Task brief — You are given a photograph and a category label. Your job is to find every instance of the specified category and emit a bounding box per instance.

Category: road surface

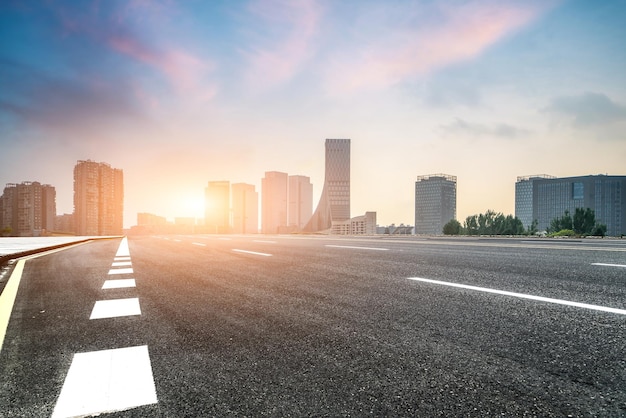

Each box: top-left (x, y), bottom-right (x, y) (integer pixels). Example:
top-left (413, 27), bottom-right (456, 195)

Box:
top-left (1, 235), bottom-right (625, 416)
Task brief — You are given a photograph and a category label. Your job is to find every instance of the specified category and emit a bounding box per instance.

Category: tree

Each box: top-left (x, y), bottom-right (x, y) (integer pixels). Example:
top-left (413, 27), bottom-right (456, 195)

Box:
top-left (549, 208), bottom-right (607, 236)
top-left (443, 219), bottom-right (462, 235)
top-left (464, 215), bottom-right (478, 235)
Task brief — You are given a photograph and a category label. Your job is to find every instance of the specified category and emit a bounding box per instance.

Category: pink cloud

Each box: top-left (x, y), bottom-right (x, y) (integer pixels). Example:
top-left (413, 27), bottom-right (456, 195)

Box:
top-left (243, 0), bottom-right (323, 90)
top-left (325, 1), bottom-right (556, 94)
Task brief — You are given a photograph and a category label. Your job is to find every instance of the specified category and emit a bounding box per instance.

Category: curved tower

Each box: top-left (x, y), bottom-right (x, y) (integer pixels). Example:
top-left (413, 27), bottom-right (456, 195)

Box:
top-left (304, 139), bottom-right (350, 232)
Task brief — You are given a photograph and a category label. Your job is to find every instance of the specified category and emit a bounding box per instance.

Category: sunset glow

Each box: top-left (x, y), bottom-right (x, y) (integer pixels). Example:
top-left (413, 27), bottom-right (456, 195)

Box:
top-left (1, 0), bottom-right (625, 228)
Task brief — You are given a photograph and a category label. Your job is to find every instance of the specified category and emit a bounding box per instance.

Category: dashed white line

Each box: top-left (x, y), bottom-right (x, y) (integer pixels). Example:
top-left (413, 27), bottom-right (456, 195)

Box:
top-left (253, 240), bottom-right (276, 244)
top-left (112, 261), bottom-right (132, 267)
top-left (592, 263), bottom-right (626, 268)
top-left (232, 249), bottom-right (272, 257)
top-left (102, 279), bottom-right (136, 289)
top-left (114, 256), bottom-right (131, 262)
top-left (325, 245), bottom-right (389, 251)
top-left (407, 277), bottom-right (626, 315)
top-left (192, 242), bottom-right (206, 247)
top-left (108, 268), bottom-right (134, 275)
top-left (52, 345), bottom-right (157, 418)
top-left (90, 298), bottom-right (141, 319)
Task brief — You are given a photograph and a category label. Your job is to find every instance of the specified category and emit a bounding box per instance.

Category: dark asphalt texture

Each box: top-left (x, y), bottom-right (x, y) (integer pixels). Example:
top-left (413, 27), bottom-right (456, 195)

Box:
top-left (1, 235), bottom-right (625, 417)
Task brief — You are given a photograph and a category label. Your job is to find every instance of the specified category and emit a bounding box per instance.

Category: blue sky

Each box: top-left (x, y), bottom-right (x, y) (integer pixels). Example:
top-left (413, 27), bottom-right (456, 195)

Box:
top-left (1, 0), bottom-right (625, 228)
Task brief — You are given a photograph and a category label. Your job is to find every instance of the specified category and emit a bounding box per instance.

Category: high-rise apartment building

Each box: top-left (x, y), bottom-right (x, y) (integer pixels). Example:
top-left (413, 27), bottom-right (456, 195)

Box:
top-left (262, 171), bottom-right (288, 234)
top-left (0, 181), bottom-right (56, 236)
top-left (73, 160), bottom-right (124, 236)
top-left (515, 174), bottom-right (626, 236)
top-left (304, 139), bottom-right (351, 232)
top-left (205, 181), bottom-right (231, 233)
top-left (288, 175), bottom-right (313, 230)
top-left (414, 174), bottom-right (457, 235)
top-left (232, 183), bottom-right (259, 234)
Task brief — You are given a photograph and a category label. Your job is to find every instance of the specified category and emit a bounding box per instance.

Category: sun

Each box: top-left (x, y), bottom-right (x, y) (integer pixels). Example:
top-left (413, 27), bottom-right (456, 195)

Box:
top-left (180, 195), bottom-right (205, 219)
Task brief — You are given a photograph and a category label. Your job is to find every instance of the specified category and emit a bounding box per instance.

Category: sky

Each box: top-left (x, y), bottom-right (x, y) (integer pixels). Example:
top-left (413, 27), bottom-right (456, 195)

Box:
top-left (1, 0), bottom-right (625, 229)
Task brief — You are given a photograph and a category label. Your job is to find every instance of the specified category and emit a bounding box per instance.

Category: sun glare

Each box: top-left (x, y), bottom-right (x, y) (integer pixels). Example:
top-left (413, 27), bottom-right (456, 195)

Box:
top-left (181, 195), bottom-right (205, 219)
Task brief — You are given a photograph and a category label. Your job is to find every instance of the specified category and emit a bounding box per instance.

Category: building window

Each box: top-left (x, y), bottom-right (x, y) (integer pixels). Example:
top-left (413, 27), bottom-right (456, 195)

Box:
top-left (572, 182), bottom-right (584, 200)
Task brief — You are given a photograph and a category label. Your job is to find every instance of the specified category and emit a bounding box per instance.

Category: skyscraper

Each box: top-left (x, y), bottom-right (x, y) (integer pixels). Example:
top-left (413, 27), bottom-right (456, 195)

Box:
top-left (304, 139), bottom-right (351, 232)
top-left (205, 181), bottom-right (230, 233)
top-left (515, 174), bottom-right (626, 236)
top-left (262, 171), bottom-right (288, 234)
top-left (73, 160), bottom-right (123, 236)
top-left (0, 181), bottom-right (56, 236)
top-left (232, 183), bottom-right (258, 234)
top-left (414, 174), bottom-right (457, 235)
top-left (288, 175), bottom-right (313, 230)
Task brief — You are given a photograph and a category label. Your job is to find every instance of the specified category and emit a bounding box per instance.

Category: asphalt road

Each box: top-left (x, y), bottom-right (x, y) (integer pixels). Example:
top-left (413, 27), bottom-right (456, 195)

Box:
top-left (1, 235), bottom-right (625, 417)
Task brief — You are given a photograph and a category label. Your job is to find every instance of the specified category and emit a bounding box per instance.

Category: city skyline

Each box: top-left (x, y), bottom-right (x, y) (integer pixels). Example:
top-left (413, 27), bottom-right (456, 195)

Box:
top-left (1, 1), bottom-right (625, 228)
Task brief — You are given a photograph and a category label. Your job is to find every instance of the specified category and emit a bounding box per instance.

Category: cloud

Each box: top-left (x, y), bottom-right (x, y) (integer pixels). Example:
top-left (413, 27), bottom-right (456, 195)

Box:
top-left (324, 0), bottom-right (554, 94)
top-left (0, 59), bottom-right (143, 134)
top-left (241, 0), bottom-right (323, 90)
top-left (440, 118), bottom-right (530, 139)
top-left (543, 92), bottom-right (626, 127)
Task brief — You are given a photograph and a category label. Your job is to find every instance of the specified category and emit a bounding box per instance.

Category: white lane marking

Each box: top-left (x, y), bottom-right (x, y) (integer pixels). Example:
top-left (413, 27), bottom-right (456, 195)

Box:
top-left (52, 345), bottom-right (157, 418)
top-left (253, 240), bottom-right (276, 244)
top-left (173, 239), bottom-right (181, 242)
top-left (90, 298), bottom-right (141, 319)
top-left (325, 245), bottom-right (389, 251)
top-left (407, 277), bottom-right (626, 315)
top-left (114, 256), bottom-right (131, 261)
top-left (102, 279), bottom-right (136, 289)
top-left (232, 249), bottom-right (272, 257)
top-left (112, 261), bottom-right (132, 267)
top-left (219, 238), bottom-right (232, 241)
top-left (192, 242), bottom-right (206, 247)
top-left (108, 268), bottom-right (134, 275)
top-left (115, 237), bottom-right (130, 257)
top-left (592, 263), bottom-right (626, 268)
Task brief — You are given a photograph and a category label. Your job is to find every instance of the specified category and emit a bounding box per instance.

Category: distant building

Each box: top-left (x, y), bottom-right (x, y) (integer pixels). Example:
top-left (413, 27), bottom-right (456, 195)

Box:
top-left (0, 181), bottom-right (56, 236)
top-left (377, 224), bottom-right (414, 235)
top-left (515, 174), bottom-right (626, 236)
top-left (74, 160), bottom-right (123, 236)
top-left (205, 181), bottom-right (230, 233)
top-left (288, 175), bottom-right (313, 230)
top-left (331, 212), bottom-right (377, 235)
top-left (55, 213), bottom-right (74, 234)
top-left (414, 174), bottom-right (457, 235)
top-left (304, 139), bottom-right (351, 232)
top-left (262, 171), bottom-right (288, 234)
top-left (137, 212), bottom-right (167, 227)
top-left (232, 183), bottom-right (258, 234)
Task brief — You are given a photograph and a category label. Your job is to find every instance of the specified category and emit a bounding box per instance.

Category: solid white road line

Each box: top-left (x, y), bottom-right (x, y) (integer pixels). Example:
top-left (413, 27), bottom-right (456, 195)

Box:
top-left (592, 263), bottom-right (626, 268)
top-left (108, 268), bottom-right (134, 275)
top-left (52, 345), bottom-right (157, 418)
top-left (112, 261), bottom-right (132, 267)
top-left (232, 249), bottom-right (272, 257)
top-left (102, 279), bottom-right (136, 289)
top-left (115, 237), bottom-right (130, 257)
top-left (407, 277), bottom-right (626, 315)
top-left (90, 298), bottom-right (141, 319)
top-left (192, 242), bottom-right (206, 247)
top-left (253, 240), bottom-right (276, 244)
top-left (325, 245), bottom-right (389, 251)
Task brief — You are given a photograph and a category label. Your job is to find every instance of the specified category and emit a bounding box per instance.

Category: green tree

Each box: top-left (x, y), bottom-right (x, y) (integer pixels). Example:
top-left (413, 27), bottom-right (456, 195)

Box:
top-left (443, 219), bottom-right (462, 235)
top-left (464, 215), bottom-right (478, 235)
